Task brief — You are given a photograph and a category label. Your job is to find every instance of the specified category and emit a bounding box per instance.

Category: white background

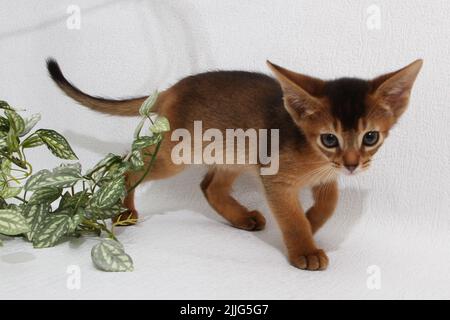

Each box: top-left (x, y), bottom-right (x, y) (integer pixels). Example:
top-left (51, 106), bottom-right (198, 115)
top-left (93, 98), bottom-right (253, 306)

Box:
top-left (0, 0), bottom-right (449, 299)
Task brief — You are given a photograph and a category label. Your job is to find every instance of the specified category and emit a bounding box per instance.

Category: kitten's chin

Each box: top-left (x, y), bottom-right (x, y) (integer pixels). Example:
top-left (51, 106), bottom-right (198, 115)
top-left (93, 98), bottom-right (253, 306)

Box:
top-left (342, 168), bottom-right (361, 176)
top-left (341, 166), bottom-right (369, 176)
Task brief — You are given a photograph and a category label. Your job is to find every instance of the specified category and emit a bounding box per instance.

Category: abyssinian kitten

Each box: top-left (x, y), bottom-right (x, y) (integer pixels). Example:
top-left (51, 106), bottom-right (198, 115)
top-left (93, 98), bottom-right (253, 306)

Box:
top-left (47, 58), bottom-right (422, 270)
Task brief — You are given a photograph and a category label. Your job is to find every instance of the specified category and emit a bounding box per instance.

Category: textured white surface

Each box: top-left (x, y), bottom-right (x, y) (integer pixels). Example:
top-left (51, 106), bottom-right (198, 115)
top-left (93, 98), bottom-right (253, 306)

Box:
top-left (0, 0), bottom-right (449, 299)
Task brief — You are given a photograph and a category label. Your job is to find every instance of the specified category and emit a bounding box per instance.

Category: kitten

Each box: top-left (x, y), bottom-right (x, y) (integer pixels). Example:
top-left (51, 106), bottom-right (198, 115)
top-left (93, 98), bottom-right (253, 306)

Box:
top-left (47, 59), bottom-right (422, 270)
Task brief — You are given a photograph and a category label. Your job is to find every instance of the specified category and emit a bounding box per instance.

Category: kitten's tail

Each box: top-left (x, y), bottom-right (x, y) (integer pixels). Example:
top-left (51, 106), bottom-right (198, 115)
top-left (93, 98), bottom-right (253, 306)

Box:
top-left (46, 58), bottom-right (144, 116)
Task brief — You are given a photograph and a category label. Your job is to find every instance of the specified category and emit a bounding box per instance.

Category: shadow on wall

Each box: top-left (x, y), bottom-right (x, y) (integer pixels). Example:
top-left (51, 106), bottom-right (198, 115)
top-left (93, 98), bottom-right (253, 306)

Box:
top-left (2, 0), bottom-right (213, 91)
top-left (133, 0), bottom-right (215, 90)
top-left (0, 0), bottom-right (125, 41)
top-left (64, 130), bottom-right (130, 156)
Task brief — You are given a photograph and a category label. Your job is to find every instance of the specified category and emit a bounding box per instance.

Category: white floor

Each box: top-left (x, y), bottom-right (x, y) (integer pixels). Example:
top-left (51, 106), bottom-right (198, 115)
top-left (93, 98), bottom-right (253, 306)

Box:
top-left (1, 172), bottom-right (449, 300)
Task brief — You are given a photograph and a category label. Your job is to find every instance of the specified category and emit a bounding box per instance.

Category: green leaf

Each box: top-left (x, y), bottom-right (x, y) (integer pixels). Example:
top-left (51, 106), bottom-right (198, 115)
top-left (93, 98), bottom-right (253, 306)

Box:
top-left (53, 162), bottom-right (82, 176)
top-left (6, 126), bottom-right (19, 152)
top-left (20, 113), bottom-right (41, 137)
top-left (5, 110), bottom-right (25, 135)
top-left (0, 137), bottom-right (7, 150)
top-left (58, 191), bottom-right (90, 212)
top-left (139, 91), bottom-right (158, 117)
top-left (132, 135), bottom-right (162, 150)
top-left (150, 116), bottom-right (170, 134)
top-left (28, 187), bottom-right (61, 205)
top-left (68, 208), bottom-right (84, 234)
top-left (24, 169), bottom-right (51, 191)
top-left (0, 186), bottom-right (22, 199)
top-left (85, 203), bottom-right (125, 219)
top-left (32, 214), bottom-right (70, 248)
top-left (91, 176), bottom-right (125, 209)
top-left (94, 162), bottom-right (129, 187)
top-left (0, 117), bottom-right (9, 132)
top-left (0, 209), bottom-right (30, 235)
top-left (107, 161), bottom-right (130, 177)
top-left (22, 134), bottom-right (44, 148)
top-left (22, 204), bottom-right (49, 241)
top-left (0, 100), bottom-right (14, 110)
top-left (91, 239), bottom-right (134, 272)
top-left (85, 153), bottom-right (121, 177)
top-left (129, 150), bottom-right (144, 170)
top-left (1, 159), bottom-right (11, 176)
top-left (36, 129), bottom-right (78, 160)
top-left (133, 117), bottom-right (146, 139)
top-left (0, 197), bottom-right (7, 209)
top-left (27, 169), bottom-right (82, 191)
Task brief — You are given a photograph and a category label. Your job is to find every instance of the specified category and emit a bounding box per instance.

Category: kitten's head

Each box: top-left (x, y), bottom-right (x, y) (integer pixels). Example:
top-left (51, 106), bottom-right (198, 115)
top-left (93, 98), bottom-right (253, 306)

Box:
top-left (268, 60), bottom-right (423, 175)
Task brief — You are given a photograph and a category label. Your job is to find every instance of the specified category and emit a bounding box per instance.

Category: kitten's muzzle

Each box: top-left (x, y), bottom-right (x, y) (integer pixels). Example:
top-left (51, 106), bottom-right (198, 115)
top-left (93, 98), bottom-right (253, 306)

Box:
top-left (344, 164), bottom-right (358, 173)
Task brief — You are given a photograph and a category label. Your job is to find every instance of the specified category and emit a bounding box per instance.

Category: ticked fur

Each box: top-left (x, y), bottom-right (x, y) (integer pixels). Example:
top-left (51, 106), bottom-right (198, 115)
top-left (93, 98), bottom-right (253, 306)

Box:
top-left (47, 58), bottom-right (422, 270)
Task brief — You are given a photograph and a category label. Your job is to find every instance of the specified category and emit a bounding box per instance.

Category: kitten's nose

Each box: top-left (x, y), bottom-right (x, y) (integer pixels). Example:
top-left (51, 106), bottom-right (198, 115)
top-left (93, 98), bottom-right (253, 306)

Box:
top-left (344, 164), bottom-right (357, 173)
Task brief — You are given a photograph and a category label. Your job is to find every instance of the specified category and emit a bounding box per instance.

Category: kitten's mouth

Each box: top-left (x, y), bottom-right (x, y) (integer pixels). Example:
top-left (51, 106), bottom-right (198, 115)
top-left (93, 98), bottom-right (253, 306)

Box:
top-left (342, 168), bottom-right (359, 176)
top-left (331, 162), bottom-right (367, 175)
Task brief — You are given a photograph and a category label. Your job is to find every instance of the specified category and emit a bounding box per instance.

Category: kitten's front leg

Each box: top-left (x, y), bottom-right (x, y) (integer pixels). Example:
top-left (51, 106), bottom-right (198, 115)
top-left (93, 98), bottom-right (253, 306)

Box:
top-left (306, 180), bottom-right (339, 234)
top-left (263, 179), bottom-right (329, 270)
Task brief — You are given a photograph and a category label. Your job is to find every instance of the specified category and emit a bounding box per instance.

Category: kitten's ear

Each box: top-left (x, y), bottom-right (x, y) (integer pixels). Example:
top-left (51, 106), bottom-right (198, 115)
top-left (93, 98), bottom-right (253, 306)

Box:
top-left (266, 60), bottom-right (325, 122)
top-left (372, 59), bottom-right (423, 118)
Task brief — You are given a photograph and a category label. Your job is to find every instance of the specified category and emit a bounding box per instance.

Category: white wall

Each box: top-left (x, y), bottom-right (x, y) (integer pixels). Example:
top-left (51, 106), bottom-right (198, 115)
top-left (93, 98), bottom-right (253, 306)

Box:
top-left (1, 0), bottom-right (449, 298)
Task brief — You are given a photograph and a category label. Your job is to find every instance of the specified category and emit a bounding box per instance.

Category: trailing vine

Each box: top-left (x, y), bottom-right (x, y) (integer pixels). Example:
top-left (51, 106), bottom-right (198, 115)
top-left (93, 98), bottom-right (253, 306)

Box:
top-left (0, 92), bottom-right (168, 271)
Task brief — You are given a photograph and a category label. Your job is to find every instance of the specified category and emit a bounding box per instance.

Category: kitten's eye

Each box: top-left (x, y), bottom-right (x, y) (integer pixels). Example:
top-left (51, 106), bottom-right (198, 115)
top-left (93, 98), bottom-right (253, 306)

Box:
top-left (320, 134), bottom-right (339, 148)
top-left (363, 131), bottom-right (379, 146)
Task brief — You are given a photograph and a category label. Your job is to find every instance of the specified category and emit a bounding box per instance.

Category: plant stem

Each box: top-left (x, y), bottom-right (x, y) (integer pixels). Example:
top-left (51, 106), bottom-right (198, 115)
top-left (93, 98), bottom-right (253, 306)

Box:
top-left (73, 188), bottom-right (87, 214)
top-left (127, 138), bottom-right (162, 193)
top-left (14, 196), bottom-right (28, 203)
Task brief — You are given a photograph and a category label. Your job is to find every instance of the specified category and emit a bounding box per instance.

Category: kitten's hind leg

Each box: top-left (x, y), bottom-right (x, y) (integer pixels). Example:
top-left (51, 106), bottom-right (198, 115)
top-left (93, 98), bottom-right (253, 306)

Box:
top-left (200, 167), bottom-right (266, 231)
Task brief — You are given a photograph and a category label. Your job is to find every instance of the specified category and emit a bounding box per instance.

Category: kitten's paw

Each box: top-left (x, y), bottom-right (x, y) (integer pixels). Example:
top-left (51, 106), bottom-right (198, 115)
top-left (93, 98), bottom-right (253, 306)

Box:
top-left (112, 209), bottom-right (138, 226)
top-left (233, 210), bottom-right (266, 231)
top-left (289, 249), bottom-right (329, 271)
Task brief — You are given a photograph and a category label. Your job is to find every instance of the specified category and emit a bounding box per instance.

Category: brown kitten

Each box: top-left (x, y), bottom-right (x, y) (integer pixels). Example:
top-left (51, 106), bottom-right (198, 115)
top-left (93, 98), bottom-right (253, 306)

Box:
top-left (47, 58), bottom-right (422, 270)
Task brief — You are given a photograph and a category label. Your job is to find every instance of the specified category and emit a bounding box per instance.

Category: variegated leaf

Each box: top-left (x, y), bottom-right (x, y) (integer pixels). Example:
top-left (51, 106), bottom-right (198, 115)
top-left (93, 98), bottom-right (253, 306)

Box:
top-left (27, 170), bottom-right (82, 191)
top-left (85, 153), bottom-right (122, 177)
top-left (133, 117), bottom-right (146, 139)
top-left (68, 208), bottom-right (85, 234)
top-left (150, 116), bottom-right (170, 134)
top-left (5, 110), bottom-right (25, 135)
top-left (0, 137), bottom-right (7, 150)
top-left (24, 169), bottom-right (51, 191)
top-left (58, 191), bottom-right (90, 211)
top-left (6, 126), bottom-right (19, 152)
top-left (36, 129), bottom-right (78, 160)
top-left (22, 204), bottom-right (49, 241)
top-left (91, 239), bottom-right (133, 272)
top-left (22, 134), bottom-right (44, 148)
top-left (0, 208), bottom-right (30, 235)
top-left (53, 163), bottom-right (82, 176)
top-left (32, 214), bottom-right (70, 248)
top-left (0, 197), bottom-right (7, 209)
top-left (1, 159), bottom-right (11, 176)
top-left (129, 150), bottom-right (144, 170)
top-left (85, 203), bottom-right (125, 219)
top-left (0, 186), bottom-right (22, 199)
top-left (28, 187), bottom-right (61, 205)
top-left (139, 91), bottom-right (158, 117)
top-left (91, 176), bottom-right (125, 209)
top-left (132, 135), bottom-right (162, 150)
top-left (0, 100), bottom-right (14, 110)
top-left (20, 113), bottom-right (41, 137)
